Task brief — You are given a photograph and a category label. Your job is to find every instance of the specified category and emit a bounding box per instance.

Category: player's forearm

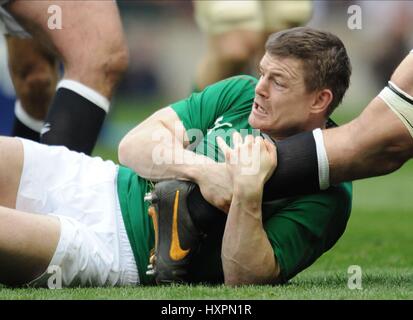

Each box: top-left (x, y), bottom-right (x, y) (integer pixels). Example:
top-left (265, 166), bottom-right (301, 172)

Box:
top-left (222, 184), bottom-right (279, 286)
top-left (118, 122), bottom-right (214, 181)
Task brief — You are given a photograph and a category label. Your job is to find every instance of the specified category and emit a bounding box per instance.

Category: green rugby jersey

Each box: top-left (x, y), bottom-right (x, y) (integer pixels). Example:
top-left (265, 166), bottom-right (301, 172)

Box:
top-left (117, 166), bottom-right (154, 284)
top-left (117, 75), bottom-right (352, 284)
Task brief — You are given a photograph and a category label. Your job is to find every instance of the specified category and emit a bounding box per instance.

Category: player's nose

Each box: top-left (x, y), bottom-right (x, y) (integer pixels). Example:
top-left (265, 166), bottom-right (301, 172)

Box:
top-left (255, 77), bottom-right (269, 99)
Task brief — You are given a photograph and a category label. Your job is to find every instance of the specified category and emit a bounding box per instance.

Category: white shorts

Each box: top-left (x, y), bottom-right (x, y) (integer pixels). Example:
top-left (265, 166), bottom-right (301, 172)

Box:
top-left (194, 0), bottom-right (313, 35)
top-left (0, 1), bottom-right (31, 38)
top-left (16, 139), bottom-right (139, 287)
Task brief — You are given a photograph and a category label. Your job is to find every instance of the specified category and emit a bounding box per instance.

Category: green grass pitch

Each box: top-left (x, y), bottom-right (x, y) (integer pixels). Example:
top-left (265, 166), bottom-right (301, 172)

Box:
top-left (1, 102), bottom-right (413, 300)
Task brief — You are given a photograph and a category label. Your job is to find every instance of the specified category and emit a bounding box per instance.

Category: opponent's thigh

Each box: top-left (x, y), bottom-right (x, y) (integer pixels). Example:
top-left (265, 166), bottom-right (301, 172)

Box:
top-left (5, 0), bottom-right (124, 58)
top-left (261, 0), bottom-right (313, 32)
top-left (193, 0), bottom-right (263, 34)
top-left (0, 205), bottom-right (60, 286)
top-left (325, 98), bottom-right (413, 184)
top-left (0, 137), bottom-right (23, 208)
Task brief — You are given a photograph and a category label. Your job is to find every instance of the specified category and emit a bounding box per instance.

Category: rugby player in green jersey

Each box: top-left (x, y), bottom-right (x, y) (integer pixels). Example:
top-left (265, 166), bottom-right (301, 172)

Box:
top-left (0, 27), bottom-right (353, 287)
top-left (119, 27), bottom-right (353, 285)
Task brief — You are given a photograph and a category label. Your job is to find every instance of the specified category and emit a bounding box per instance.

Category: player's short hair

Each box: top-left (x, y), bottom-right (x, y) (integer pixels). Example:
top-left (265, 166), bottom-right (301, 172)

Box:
top-left (265, 27), bottom-right (352, 115)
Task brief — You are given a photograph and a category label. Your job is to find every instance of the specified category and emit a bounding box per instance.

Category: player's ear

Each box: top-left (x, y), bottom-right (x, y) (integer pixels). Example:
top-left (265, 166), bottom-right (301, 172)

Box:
top-left (310, 89), bottom-right (333, 115)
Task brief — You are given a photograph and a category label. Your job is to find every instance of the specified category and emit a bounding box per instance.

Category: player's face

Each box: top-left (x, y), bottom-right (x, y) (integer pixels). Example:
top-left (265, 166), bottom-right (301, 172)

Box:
top-left (249, 53), bottom-right (318, 139)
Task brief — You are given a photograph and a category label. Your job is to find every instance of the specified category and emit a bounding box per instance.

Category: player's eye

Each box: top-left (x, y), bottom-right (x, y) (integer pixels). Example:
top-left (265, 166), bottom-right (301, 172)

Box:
top-left (273, 78), bottom-right (285, 88)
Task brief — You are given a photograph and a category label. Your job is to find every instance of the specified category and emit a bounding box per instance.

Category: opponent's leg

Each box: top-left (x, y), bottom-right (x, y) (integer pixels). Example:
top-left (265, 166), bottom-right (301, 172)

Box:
top-left (253, 0), bottom-right (313, 71)
top-left (195, 30), bottom-right (262, 91)
top-left (0, 137), bottom-right (24, 208)
top-left (6, 36), bottom-right (59, 141)
top-left (193, 0), bottom-right (263, 90)
top-left (325, 99), bottom-right (413, 185)
top-left (0, 135), bottom-right (133, 287)
top-left (0, 206), bottom-right (60, 286)
top-left (325, 52), bottom-right (413, 184)
top-left (0, 136), bottom-right (60, 286)
top-left (5, 0), bottom-right (129, 154)
top-left (261, 0), bottom-right (313, 33)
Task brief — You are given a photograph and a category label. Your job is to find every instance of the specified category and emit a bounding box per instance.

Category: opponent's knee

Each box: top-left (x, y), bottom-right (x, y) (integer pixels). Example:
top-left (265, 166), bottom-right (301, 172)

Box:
top-left (80, 41), bottom-right (129, 96)
top-left (100, 43), bottom-right (129, 87)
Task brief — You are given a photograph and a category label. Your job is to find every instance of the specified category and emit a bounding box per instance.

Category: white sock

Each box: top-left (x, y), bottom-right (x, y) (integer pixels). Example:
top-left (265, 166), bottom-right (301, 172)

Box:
top-left (57, 79), bottom-right (110, 113)
top-left (312, 128), bottom-right (330, 190)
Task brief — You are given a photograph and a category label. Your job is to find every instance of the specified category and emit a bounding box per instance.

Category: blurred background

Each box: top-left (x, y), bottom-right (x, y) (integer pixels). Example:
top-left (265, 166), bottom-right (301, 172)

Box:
top-left (1, 1), bottom-right (413, 279)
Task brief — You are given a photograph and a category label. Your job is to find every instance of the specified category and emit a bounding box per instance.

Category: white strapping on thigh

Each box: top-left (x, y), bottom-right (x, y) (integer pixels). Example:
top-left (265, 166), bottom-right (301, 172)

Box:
top-left (379, 86), bottom-right (413, 139)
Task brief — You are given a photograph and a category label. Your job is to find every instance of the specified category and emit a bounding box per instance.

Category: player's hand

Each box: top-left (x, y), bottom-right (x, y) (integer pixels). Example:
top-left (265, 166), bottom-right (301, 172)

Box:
top-left (217, 132), bottom-right (277, 195)
top-left (195, 162), bottom-right (233, 213)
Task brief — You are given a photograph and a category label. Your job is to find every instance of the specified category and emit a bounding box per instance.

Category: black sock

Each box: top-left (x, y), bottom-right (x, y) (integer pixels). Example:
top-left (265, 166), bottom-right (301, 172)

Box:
top-left (12, 101), bottom-right (43, 142)
top-left (187, 130), bottom-right (321, 233)
top-left (187, 184), bottom-right (226, 234)
top-left (262, 131), bottom-right (319, 201)
top-left (40, 87), bottom-right (107, 154)
top-left (12, 117), bottom-right (40, 142)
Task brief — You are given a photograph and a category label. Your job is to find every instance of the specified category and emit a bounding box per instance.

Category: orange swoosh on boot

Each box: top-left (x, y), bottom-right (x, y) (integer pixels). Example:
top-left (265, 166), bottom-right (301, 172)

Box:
top-left (169, 190), bottom-right (190, 261)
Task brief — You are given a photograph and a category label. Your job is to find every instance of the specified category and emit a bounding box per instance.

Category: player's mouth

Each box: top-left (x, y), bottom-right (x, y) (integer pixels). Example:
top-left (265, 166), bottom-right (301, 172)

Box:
top-left (253, 101), bottom-right (268, 116)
